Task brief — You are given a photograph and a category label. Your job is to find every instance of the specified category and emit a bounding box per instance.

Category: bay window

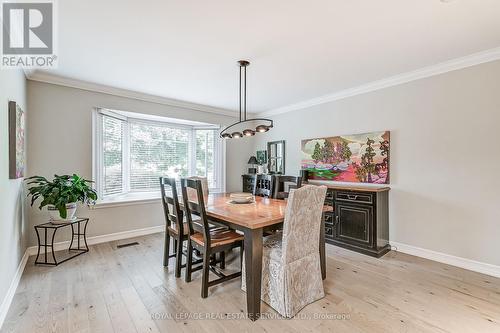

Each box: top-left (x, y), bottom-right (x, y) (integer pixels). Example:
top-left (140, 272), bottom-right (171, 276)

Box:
top-left (93, 108), bottom-right (224, 203)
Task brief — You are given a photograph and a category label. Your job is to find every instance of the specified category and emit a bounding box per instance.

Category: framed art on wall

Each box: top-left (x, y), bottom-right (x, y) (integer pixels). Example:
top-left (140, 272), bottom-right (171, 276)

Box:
top-left (301, 131), bottom-right (390, 184)
top-left (9, 101), bottom-right (25, 179)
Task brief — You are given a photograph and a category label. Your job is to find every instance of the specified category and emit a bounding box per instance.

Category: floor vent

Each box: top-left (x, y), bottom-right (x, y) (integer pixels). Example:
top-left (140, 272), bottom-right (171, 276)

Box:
top-left (116, 242), bottom-right (139, 249)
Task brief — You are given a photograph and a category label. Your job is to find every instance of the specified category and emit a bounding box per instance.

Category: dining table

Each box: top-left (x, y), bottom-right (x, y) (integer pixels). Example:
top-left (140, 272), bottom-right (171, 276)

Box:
top-left (200, 193), bottom-right (332, 321)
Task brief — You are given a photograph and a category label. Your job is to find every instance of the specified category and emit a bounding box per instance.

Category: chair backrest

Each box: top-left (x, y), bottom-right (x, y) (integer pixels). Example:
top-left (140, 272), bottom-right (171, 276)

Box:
top-left (159, 177), bottom-right (184, 234)
top-left (254, 174), bottom-right (274, 197)
top-left (180, 178), bottom-right (211, 246)
top-left (281, 185), bottom-right (327, 264)
top-left (273, 175), bottom-right (303, 199)
top-left (186, 176), bottom-right (209, 205)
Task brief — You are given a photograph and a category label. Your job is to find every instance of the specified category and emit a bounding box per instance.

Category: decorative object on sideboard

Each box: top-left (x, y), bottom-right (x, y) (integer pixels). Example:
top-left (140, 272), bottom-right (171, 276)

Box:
top-left (301, 131), bottom-right (390, 184)
top-left (267, 140), bottom-right (285, 174)
top-left (256, 150), bottom-right (268, 174)
top-left (8, 101), bottom-right (25, 179)
top-left (247, 156), bottom-right (258, 174)
top-left (219, 60), bottom-right (273, 139)
top-left (26, 174), bottom-right (98, 223)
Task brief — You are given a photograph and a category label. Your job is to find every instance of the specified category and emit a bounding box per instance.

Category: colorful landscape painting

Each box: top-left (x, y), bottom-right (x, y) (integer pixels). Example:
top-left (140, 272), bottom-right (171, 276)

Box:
top-left (9, 101), bottom-right (25, 179)
top-left (301, 131), bottom-right (390, 184)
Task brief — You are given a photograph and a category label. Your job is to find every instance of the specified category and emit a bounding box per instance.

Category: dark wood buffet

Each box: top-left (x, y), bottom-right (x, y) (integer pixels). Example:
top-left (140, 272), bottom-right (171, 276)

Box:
top-left (317, 183), bottom-right (390, 258)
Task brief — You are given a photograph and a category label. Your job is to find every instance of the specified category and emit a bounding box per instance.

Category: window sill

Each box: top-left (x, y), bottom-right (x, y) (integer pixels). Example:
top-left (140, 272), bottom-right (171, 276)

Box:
top-left (93, 192), bottom-right (161, 209)
top-left (92, 188), bottom-right (225, 209)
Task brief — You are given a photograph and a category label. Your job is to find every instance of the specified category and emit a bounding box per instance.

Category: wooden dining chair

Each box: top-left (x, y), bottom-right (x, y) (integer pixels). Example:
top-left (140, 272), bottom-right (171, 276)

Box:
top-left (181, 178), bottom-right (244, 298)
top-left (159, 177), bottom-right (188, 278)
top-left (254, 174), bottom-right (274, 197)
top-left (273, 175), bottom-right (303, 199)
top-left (242, 185), bottom-right (327, 318)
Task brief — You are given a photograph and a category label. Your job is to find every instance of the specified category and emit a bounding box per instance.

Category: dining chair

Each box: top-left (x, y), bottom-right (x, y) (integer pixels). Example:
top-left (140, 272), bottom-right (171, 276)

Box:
top-left (242, 184), bottom-right (328, 318)
top-left (254, 174), bottom-right (274, 197)
top-left (181, 178), bottom-right (244, 298)
top-left (273, 175), bottom-right (303, 199)
top-left (159, 177), bottom-right (190, 278)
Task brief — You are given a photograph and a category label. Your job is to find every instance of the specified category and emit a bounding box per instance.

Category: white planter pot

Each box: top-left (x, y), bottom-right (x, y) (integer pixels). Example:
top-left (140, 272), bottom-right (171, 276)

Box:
top-left (48, 203), bottom-right (77, 223)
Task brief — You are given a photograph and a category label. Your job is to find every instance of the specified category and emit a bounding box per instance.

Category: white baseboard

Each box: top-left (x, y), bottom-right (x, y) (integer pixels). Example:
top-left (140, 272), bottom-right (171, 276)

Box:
top-left (390, 241), bottom-right (500, 279)
top-left (0, 250), bottom-right (30, 329)
top-left (0, 225), bottom-right (165, 329)
top-left (26, 224), bottom-right (165, 255)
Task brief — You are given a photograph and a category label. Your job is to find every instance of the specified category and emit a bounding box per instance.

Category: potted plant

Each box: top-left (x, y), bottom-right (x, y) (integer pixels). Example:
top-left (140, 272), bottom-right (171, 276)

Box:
top-left (26, 174), bottom-right (98, 223)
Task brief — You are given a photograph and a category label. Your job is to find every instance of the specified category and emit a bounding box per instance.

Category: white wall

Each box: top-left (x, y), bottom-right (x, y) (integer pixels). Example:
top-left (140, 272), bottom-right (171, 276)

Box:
top-left (0, 69), bottom-right (28, 311)
top-left (251, 60), bottom-right (500, 266)
top-left (26, 80), bottom-right (251, 247)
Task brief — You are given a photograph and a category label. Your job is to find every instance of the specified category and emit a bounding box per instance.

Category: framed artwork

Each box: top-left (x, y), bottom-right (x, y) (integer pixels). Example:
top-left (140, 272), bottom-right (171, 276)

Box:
top-left (256, 150), bottom-right (267, 165)
top-left (9, 101), bottom-right (25, 179)
top-left (301, 131), bottom-right (390, 184)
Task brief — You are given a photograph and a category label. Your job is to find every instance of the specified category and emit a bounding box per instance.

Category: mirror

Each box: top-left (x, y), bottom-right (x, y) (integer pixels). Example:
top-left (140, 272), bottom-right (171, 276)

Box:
top-left (267, 140), bottom-right (285, 174)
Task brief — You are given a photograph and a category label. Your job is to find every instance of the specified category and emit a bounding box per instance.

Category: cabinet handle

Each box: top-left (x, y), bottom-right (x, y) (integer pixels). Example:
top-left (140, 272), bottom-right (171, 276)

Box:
top-left (347, 194), bottom-right (358, 200)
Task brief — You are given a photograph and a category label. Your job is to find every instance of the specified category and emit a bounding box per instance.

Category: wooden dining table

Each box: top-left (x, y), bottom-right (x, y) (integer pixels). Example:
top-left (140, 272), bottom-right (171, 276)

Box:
top-left (201, 193), bottom-right (331, 321)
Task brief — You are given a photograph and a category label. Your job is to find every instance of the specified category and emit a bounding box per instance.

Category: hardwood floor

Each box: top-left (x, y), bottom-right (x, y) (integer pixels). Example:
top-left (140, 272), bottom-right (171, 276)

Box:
top-left (2, 233), bottom-right (500, 332)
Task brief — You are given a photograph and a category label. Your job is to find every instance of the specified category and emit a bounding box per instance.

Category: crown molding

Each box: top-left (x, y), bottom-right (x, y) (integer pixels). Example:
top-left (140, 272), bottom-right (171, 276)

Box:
top-left (25, 71), bottom-right (239, 118)
top-left (258, 47), bottom-right (500, 117)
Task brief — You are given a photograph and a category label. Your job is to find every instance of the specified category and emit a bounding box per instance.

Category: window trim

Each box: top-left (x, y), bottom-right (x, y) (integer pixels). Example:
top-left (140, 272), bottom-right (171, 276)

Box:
top-left (92, 108), bottom-right (225, 207)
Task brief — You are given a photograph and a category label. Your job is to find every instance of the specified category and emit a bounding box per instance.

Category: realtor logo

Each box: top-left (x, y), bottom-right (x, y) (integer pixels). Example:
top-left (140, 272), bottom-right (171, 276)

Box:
top-left (1, 0), bottom-right (57, 68)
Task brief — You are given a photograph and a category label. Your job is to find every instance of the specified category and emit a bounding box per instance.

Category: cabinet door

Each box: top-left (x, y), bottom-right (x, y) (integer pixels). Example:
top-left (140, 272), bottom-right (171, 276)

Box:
top-left (335, 203), bottom-right (373, 247)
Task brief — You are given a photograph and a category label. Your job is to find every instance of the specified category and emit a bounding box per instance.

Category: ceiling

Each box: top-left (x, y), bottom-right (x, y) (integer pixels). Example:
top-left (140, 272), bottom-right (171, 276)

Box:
top-left (32, 0), bottom-right (500, 113)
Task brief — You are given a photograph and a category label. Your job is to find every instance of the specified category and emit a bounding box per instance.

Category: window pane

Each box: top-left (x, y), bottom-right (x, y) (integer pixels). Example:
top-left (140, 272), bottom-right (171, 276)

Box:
top-left (130, 122), bottom-right (190, 191)
top-left (102, 115), bottom-right (123, 196)
top-left (195, 129), bottom-right (216, 188)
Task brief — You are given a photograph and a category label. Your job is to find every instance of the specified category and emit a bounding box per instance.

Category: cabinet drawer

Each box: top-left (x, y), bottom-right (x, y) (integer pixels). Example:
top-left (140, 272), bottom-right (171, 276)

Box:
top-left (325, 224), bottom-right (334, 238)
top-left (323, 212), bottom-right (334, 224)
top-left (335, 191), bottom-right (373, 204)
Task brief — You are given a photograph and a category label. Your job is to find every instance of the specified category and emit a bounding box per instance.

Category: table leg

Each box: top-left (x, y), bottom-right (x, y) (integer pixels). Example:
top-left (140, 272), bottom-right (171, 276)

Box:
top-left (243, 228), bottom-right (263, 321)
top-left (82, 219), bottom-right (89, 251)
top-left (50, 228), bottom-right (58, 265)
top-left (35, 227), bottom-right (42, 264)
top-left (320, 214), bottom-right (326, 280)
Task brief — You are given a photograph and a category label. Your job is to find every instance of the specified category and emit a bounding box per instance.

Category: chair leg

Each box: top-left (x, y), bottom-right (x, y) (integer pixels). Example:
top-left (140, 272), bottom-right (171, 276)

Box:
top-left (185, 239), bottom-right (193, 283)
top-left (239, 245), bottom-right (244, 271)
top-left (201, 249), bottom-right (211, 298)
top-left (219, 251), bottom-right (226, 269)
top-left (163, 228), bottom-right (170, 267)
top-left (175, 236), bottom-right (183, 278)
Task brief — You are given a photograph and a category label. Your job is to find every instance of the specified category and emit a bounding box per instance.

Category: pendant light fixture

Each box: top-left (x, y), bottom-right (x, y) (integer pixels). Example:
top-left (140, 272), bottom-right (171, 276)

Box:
top-left (220, 60), bottom-right (273, 139)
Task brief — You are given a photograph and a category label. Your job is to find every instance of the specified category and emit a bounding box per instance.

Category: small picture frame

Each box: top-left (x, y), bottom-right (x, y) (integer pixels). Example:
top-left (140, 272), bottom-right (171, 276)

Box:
top-left (256, 150), bottom-right (267, 165)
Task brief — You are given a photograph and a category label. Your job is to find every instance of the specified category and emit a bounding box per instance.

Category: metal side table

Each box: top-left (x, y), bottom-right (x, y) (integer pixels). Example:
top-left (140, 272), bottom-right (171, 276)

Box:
top-left (34, 217), bottom-right (90, 266)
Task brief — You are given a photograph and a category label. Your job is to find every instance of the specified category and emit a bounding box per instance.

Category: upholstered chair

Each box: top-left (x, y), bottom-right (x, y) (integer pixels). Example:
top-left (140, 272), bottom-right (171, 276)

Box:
top-left (242, 184), bottom-right (327, 318)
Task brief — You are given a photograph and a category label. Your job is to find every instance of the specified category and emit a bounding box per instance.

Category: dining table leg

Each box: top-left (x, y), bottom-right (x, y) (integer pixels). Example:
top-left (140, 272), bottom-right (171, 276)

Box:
top-left (243, 228), bottom-right (263, 321)
top-left (320, 214), bottom-right (326, 280)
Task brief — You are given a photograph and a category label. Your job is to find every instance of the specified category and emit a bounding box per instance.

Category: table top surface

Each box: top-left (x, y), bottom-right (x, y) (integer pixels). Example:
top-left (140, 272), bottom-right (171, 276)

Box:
top-left (35, 217), bottom-right (89, 228)
top-left (202, 193), bottom-right (332, 230)
top-left (303, 181), bottom-right (390, 192)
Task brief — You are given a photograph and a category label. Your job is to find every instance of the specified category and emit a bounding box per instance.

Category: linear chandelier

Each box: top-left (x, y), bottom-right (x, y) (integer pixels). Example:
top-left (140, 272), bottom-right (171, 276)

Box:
top-left (220, 60), bottom-right (273, 139)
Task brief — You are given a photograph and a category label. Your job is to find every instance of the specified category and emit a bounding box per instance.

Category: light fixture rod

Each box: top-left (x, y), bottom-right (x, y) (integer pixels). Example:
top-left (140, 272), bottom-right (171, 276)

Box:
top-left (239, 65), bottom-right (242, 122)
top-left (244, 64), bottom-right (247, 121)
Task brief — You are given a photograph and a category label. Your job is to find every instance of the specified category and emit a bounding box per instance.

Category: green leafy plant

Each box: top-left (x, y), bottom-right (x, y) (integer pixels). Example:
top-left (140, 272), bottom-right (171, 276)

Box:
top-left (26, 174), bottom-right (98, 218)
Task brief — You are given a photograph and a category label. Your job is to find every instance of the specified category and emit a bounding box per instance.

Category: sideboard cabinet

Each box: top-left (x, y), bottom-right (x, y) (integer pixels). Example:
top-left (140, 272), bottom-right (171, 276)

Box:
top-left (303, 173), bottom-right (390, 257)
